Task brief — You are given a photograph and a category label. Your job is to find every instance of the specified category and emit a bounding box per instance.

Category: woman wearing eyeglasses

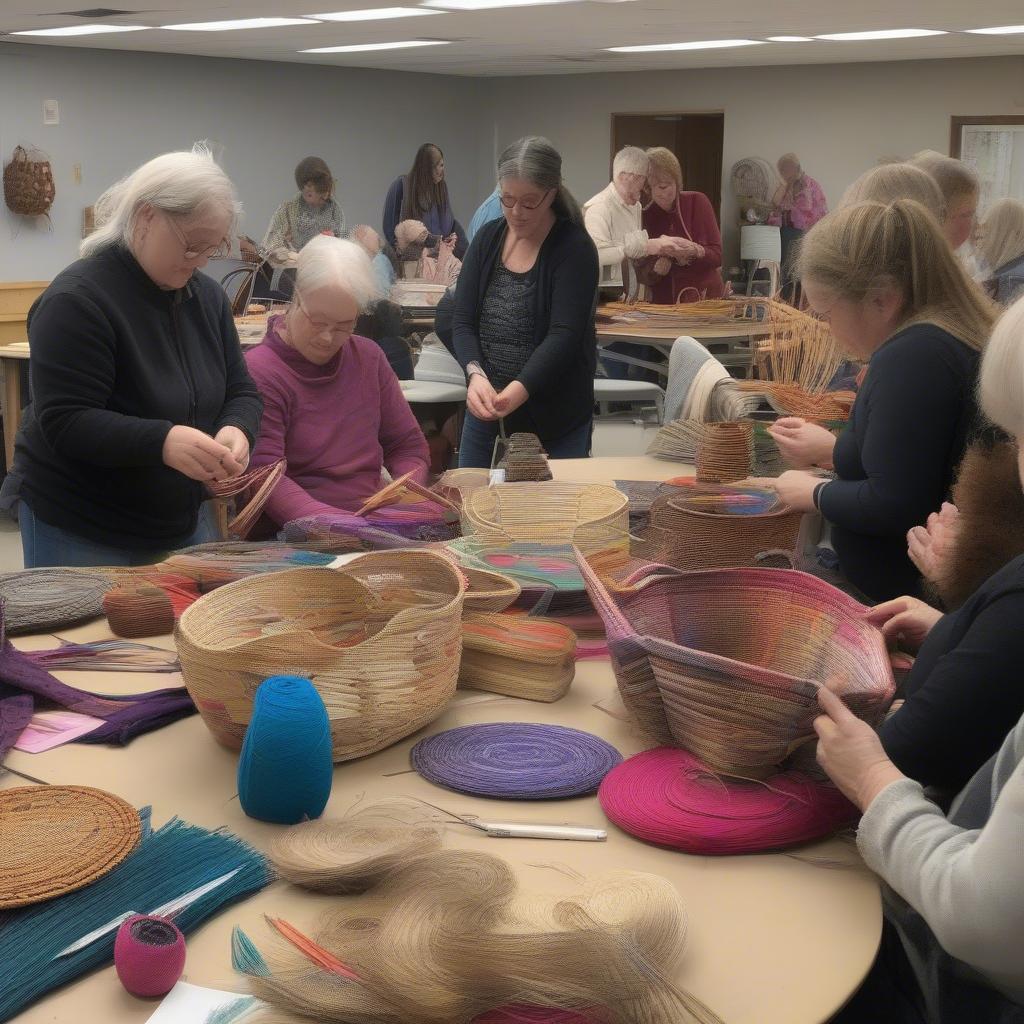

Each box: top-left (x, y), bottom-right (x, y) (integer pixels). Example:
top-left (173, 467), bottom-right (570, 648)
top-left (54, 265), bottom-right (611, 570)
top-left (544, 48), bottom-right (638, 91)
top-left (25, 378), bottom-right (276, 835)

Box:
top-left (452, 136), bottom-right (599, 467)
top-left (11, 147), bottom-right (263, 567)
top-left (244, 236), bottom-right (429, 528)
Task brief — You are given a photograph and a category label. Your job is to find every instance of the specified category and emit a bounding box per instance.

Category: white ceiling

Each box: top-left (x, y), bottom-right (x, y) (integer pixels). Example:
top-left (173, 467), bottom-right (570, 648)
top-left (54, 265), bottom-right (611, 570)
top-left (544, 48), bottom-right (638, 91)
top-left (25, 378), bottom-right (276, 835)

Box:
top-left (2, 0), bottom-right (1024, 77)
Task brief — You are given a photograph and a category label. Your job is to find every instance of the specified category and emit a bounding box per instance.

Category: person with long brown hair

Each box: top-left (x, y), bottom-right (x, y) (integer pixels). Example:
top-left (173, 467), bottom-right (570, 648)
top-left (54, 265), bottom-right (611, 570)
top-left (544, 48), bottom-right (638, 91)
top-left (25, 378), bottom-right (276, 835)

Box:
top-left (767, 198), bottom-right (998, 601)
top-left (382, 143), bottom-right (467, 259)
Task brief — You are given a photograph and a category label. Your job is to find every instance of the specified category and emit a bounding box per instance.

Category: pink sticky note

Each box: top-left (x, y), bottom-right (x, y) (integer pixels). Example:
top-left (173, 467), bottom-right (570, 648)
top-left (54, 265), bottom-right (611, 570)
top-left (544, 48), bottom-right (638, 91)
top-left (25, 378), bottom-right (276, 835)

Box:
top-left (14, 710), bottom-right (105, 753)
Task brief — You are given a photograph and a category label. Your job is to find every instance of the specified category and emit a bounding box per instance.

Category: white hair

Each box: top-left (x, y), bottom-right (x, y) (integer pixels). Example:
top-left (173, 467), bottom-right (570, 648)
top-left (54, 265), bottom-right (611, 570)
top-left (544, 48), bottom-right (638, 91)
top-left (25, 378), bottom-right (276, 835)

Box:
top-left (81, 144), bottom-right (239, 258)
top-left (349, 224), bottom-right (379, 247)
top-left (979, 295), bottom-right (1024, 438)
top-left (612, 146), bottom-right (650, 178)
top-left (295, 235), bottom-right (381, 311)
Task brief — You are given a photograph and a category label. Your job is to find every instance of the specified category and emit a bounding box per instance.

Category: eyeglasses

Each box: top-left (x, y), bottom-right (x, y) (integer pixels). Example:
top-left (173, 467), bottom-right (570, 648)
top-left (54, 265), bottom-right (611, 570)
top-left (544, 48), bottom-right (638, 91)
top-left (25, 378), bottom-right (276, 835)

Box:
top-left (499, 188), bottom-right (552, 211)
top-left (164, 213), bottom-right (229, 261)
top-left (293, 291), bottom-right (356, 335)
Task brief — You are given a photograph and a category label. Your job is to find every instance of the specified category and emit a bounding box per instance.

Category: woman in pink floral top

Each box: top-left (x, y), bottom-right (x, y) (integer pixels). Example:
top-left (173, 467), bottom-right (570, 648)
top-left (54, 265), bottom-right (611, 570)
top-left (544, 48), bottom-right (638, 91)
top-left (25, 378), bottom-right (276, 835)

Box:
top-left (769, 152), bottom-right (828, 296)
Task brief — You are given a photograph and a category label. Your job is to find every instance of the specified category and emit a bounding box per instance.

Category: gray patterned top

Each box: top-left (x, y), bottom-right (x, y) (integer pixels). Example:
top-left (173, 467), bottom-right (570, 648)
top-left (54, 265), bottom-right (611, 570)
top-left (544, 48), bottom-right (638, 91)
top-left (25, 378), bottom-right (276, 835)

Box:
top-left (478, 262), bottom-right (536, 390)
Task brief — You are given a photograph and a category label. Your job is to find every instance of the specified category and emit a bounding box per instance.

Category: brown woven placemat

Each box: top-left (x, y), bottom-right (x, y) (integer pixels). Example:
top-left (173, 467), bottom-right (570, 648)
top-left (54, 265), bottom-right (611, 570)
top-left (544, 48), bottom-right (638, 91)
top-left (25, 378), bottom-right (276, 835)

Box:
top-left (0, 785), bottom-right (141, 908)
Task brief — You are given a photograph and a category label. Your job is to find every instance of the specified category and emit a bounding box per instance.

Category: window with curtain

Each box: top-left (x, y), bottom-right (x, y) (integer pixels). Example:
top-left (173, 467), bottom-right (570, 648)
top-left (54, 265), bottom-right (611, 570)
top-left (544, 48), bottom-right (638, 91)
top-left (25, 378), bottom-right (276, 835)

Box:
top-left (960, 125), bottom-right (1024, 214)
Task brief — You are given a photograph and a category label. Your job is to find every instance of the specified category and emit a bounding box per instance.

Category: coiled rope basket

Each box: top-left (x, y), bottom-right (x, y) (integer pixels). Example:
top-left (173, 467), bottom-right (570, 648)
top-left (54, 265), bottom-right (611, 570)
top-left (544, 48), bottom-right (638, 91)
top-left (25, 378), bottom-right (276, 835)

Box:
top-left (175, 551), bottom-right (465, 761)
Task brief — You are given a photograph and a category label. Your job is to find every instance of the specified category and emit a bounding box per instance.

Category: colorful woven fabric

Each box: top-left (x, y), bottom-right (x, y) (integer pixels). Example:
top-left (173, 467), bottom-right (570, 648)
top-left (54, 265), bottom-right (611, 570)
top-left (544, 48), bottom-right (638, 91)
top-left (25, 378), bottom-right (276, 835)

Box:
top-left (579, 560), bottom-right (895, 779)
top-left (411, 722), bottom-right (622, 799)
top-left (599, 747), bottom-right (856, 854)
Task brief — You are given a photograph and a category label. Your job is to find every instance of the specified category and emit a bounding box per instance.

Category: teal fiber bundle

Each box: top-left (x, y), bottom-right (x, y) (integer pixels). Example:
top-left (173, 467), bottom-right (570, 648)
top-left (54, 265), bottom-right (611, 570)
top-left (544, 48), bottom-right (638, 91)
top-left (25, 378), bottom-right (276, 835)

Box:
top-left (237, 676), bottom-right (333, 824)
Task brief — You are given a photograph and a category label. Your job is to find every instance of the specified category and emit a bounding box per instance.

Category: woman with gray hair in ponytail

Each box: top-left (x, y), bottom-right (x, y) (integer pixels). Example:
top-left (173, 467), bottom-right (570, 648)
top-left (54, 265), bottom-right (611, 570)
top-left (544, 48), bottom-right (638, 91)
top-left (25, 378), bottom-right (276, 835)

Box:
top-left (452, 135), bottom-right (599, 467)
top-left (12, 145), bottom-right (263, 567)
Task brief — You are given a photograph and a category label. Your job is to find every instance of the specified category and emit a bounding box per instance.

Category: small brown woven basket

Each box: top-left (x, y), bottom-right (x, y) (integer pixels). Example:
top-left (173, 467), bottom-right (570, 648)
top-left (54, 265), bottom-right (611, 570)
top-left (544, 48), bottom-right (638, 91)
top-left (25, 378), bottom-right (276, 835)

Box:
top-left (175, 551), bottom-right (465, 761)
top-left (0, 785), bottom-right (141, 909)
top-left (695, 422), bottom-right (753, 483)
top-left (3, 146), bottom-right (56, 218)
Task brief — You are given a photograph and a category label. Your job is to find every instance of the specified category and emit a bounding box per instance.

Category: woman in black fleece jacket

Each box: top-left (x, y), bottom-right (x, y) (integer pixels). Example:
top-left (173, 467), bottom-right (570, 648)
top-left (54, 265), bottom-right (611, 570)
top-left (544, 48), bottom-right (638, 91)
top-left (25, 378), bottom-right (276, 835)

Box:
top-left (13, 148), bottom-right (262, 567)
top-left (767, 198), bottom-right (997, 601)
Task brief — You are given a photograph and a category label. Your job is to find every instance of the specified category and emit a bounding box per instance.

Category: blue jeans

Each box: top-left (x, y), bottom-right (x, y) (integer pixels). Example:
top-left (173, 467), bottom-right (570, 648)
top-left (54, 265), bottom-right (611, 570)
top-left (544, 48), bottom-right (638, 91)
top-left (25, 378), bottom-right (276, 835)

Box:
top-left (458, 414), bottom-right (592, 469)
top-left (19, 501), bottom-right (220, 568)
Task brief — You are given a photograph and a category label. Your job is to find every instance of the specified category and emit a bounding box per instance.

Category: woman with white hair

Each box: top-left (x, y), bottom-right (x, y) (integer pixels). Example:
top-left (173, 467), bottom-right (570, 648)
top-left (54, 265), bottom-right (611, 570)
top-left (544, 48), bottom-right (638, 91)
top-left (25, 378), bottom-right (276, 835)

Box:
top-left (245, 236), bottom-right (429, 524)
top-left (815, 295), bottom-right (1024, 1024)
top-left (977, 198), bottom-right (1024, 304)
top-left (12, 146), bottom-right (262, 567)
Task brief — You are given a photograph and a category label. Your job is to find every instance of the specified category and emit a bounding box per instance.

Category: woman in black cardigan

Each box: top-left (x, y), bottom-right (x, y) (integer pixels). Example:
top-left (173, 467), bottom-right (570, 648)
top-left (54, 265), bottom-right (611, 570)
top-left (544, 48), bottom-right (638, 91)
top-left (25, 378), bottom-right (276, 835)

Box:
top-left (452, 136), bottom-right (599, 468)
top-left (767, 198), bottom-right (997, 601)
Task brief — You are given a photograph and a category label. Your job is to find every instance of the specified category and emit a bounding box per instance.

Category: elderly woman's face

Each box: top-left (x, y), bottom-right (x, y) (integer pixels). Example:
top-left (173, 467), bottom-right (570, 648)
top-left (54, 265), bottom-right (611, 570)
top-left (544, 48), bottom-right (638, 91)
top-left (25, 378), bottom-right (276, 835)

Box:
top-left (614, 169), bottom-right (646, 206)
top-left (134, 203), bottom-right (231, 290)
top-left (650, 173), bottom-right (678, 212)
top-left (779, 159), bottom-right (800, 183)
top-left (287, 284), bottom-right (359, 365)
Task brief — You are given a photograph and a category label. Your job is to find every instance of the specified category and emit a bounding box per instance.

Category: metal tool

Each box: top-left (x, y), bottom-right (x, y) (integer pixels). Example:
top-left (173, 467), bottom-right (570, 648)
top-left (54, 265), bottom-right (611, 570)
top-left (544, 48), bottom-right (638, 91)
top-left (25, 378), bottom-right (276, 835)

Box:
top-left (54, 867), bottom-right (242, 959)
top-left (417, 798), bottom-right (606, 842)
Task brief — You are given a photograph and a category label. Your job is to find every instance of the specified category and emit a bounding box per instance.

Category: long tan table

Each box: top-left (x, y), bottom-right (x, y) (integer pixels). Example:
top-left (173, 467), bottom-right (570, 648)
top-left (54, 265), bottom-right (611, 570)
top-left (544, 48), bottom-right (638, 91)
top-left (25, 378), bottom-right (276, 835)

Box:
top-left (4, 457), bottom-right (881, 1024)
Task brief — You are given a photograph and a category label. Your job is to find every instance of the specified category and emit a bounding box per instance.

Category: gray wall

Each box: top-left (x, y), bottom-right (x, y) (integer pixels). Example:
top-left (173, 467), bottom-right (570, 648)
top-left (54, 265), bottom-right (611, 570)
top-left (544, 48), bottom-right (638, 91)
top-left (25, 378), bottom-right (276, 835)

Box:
top-left (0, 42), bottom-right (485, 280)
top-left (476, 55), bottom-right (1024, 263)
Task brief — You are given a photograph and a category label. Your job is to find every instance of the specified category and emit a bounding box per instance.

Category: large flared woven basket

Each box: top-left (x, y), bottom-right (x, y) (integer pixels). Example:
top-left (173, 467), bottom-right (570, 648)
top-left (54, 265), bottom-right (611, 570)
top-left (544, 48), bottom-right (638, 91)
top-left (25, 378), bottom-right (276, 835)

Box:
top-left (461, 483), bottom-right (630, 569)
top-left (175, 551), bottom-right (465, 761)
top-left (636, 486), bottom-right (804, 570)
top-left (579, 558), bottom-right (894, 779)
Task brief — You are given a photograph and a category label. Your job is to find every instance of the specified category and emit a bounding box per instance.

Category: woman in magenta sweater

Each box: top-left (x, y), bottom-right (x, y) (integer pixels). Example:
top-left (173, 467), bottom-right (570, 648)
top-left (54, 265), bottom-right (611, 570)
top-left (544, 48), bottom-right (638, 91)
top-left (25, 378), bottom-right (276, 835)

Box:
top-left (639, 146), bottom-right (725, 303)
top-left (245, 236), bottom-right (429, 527)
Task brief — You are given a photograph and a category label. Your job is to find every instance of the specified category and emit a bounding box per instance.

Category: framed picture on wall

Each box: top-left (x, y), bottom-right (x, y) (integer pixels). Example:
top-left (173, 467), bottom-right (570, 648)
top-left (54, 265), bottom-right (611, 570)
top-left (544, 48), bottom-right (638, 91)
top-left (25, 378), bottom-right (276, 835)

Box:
top-left (950, 115), bottom-right (1024, 212)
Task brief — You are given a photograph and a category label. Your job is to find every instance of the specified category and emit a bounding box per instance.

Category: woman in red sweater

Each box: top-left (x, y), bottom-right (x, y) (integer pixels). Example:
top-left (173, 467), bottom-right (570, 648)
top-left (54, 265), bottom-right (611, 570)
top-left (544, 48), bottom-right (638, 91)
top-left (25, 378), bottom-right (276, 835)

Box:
top-left (639, 146), bottom-right (725, 303)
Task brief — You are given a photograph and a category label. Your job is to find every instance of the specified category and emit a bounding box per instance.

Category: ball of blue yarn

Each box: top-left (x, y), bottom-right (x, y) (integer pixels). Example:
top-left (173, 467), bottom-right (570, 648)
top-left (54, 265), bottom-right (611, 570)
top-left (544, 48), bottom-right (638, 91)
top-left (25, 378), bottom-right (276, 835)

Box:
top-left (237, 676), bottom-right (333, 824)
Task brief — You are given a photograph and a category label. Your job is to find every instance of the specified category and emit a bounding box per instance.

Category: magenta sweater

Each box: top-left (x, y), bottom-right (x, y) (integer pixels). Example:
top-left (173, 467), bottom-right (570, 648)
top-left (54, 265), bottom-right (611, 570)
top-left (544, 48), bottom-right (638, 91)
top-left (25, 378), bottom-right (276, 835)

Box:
top-left (245, 317), bottom-right (429, 524)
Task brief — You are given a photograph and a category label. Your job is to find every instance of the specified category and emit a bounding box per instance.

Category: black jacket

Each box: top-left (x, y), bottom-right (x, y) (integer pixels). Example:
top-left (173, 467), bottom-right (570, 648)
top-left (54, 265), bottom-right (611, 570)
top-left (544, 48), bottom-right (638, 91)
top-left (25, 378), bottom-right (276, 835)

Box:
top-left (17, 245), bottom-right (263, 549)
top-left (819, 323), bottom-right (979, 602)
top-left (452, 217), bottom-right (598, 440)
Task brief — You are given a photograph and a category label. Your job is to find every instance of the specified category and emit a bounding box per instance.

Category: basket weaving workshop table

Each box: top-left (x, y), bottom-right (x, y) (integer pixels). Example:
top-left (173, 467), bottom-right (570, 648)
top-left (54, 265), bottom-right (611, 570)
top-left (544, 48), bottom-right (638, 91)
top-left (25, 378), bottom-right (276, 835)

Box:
top-left (3, 457), bottom-right (880, 1024)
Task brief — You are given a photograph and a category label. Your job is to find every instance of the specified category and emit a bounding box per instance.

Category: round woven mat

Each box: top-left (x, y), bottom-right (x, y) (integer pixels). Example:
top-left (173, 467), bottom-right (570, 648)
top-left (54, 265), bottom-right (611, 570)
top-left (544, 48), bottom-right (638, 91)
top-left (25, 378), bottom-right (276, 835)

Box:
top-left (0, 785), bottom-right (141, 908)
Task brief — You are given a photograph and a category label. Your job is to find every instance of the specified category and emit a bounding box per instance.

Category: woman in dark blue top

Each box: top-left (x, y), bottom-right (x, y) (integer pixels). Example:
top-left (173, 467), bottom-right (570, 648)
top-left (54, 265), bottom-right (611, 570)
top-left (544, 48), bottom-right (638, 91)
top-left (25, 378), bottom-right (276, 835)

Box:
top-left (451, 136), bottom-right (599, 468)
top-left (767, 198), bottom-right (997, 601)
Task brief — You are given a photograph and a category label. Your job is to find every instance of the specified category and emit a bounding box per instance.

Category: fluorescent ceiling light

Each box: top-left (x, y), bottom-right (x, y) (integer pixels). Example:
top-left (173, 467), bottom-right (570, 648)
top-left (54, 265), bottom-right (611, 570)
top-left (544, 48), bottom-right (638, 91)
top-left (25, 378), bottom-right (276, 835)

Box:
top-left (965, 25), bottom-right (1024, 35)
top-left (12, 23), bottom-right (146, 35)
top-left (423, 0), bottom-right (577, 10)
top-left (163, 17), bottom-right (318, 31)
top-left (814, 28), bottom-right (946, 41)
top-left (767, 35), bottom-right (813, 42)
top-left (608, 38), bottom-right (766, 52)
top-left (312, 7), bottom-right (441, 19)
top-left (301, 38), bottom-right (451, 51)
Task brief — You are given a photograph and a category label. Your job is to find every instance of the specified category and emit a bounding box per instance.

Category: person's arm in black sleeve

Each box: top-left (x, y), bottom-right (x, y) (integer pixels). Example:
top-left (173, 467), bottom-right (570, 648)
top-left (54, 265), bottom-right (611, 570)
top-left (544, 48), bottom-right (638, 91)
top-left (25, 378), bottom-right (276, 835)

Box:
top-left (452, 228), bottom-right (487, 371)
top-left (30, 290), bottom-right (172, 467)
top-left (213, 290), bottom-right (263, 446)
top-left (879, 589), bottom-right (1024, 791)
top-left (819, 335), bottom-right (970, 536)
top-left (516, 231), bottom-right (599, 398)
top-left (382, 177), bottom-right (403, 248)
top-left (452, 218), bottom-right (468, 259)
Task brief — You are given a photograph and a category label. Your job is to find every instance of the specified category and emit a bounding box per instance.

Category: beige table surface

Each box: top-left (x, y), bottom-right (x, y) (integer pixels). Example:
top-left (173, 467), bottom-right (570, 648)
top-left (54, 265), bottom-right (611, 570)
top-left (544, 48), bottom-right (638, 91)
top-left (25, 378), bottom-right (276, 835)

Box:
top-left (4, 457), bottom-right (881, 1024)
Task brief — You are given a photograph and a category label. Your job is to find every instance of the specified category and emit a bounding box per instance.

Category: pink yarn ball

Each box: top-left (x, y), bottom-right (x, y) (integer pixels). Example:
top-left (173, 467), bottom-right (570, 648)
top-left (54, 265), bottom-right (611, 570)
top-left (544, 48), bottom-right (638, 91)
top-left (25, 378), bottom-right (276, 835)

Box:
top-left (599, 746), bottom-right (857, 855)
top-left (114, 914), bottom-right (186, 997)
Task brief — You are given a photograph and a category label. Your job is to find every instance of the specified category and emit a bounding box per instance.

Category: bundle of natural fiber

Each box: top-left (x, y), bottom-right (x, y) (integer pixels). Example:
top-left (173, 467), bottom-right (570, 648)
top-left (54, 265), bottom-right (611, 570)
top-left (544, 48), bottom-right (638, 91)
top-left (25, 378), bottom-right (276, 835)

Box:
top-left (175, 551), bottom-right (465, 761)
top-left (748, 299), bottom-right (844, 396)
top-left (206, 460), bottom-right (287, 539)
top-left (737, 381), bottom-right (855, 421)
top-left (694, 422), bottom-right (753, 483)
top-left (578, 557), bottom-right (895, 779)
top-left (239, 807), bottom-right (724, 1024)
top-left (3, 146), bottom-right (55, 218)
top-left (102, 584), bottom-right (176, 638)
top-left (461, 484), bottom-right (629, 569)
top-left (0, 568), bottom-right (112, 634)
top-left (459, 613), bottom-right (576, 702)
top-left (636, 480), bottom-right (803, 571)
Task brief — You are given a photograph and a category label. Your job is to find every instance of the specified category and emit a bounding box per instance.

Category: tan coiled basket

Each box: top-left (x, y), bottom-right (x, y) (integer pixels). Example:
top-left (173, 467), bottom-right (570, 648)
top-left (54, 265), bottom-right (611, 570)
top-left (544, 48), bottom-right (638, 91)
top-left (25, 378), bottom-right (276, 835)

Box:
top-left (175, 551), bottom-right (465, 761)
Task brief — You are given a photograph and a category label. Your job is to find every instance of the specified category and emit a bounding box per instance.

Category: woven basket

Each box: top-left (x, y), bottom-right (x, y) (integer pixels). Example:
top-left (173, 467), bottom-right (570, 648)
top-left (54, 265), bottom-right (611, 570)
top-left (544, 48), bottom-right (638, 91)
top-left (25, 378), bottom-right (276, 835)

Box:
top-left (461, 483), bottom-right (630, 567)
top-left (460, 567), bottom-right (522, 613)
top-left (3, 146), bottom-right (55, 217)
top-left (695, 422), bottom-right (753, 483)
top-left (175, 552), bottom-right (465, 761)
top-left (459, 613), bottom-right (576, 703)
top-left (636, 486), bottom-right (803, 570)
top-left (579, 558), bottom-right (894, 779)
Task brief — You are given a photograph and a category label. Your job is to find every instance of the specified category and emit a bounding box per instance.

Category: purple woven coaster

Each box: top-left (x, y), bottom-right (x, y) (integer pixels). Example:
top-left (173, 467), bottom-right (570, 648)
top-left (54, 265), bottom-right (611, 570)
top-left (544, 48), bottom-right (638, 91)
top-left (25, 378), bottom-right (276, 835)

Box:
top-left (411, 722), bottom-right (622, 800)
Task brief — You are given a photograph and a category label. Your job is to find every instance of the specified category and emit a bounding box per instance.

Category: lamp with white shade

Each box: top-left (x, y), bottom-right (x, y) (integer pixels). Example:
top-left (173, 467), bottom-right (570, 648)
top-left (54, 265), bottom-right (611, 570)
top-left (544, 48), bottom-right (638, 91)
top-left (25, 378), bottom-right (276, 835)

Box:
top-left (741, 225), bottom-right (782, 296)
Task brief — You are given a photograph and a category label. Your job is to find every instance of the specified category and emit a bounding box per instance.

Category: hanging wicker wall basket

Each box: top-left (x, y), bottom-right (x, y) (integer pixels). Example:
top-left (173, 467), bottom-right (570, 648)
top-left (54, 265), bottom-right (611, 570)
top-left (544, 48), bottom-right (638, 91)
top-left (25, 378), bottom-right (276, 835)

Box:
top-left (4, 146), bottom-right (56, 218)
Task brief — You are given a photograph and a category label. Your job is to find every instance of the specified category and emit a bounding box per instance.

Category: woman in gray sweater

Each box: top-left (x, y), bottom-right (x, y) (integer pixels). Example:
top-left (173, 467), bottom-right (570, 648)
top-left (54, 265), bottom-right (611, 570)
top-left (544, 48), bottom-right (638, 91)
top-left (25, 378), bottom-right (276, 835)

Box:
top-left (816, 297), bottom-right (1024, 1023)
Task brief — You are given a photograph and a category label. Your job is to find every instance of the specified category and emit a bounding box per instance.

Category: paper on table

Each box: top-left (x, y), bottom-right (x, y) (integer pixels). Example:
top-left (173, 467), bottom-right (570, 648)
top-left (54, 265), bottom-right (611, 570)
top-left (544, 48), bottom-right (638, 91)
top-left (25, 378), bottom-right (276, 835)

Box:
top-left (145, 981), bottom-right (252, 1023)
top-left (14, 710), bottom-right (105, 753)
